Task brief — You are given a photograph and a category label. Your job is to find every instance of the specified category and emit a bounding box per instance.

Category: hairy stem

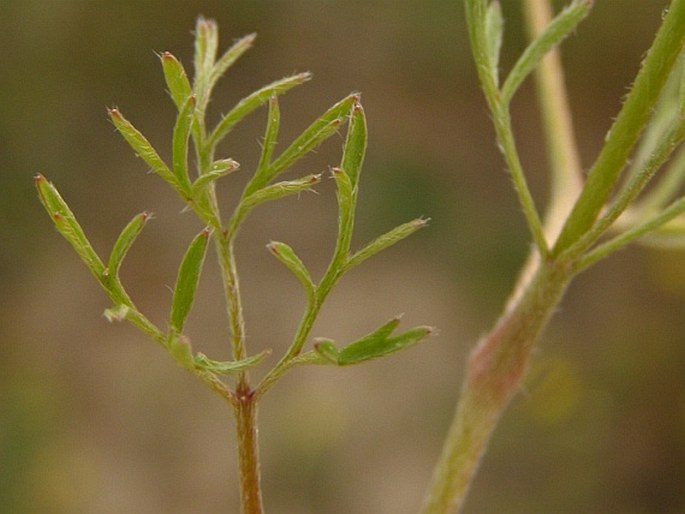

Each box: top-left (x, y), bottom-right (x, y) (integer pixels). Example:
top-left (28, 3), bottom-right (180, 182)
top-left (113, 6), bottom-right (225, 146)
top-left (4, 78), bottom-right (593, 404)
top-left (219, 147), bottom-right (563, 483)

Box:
top-left (234, 385), bottom-right (264, 514)
top-left (524, 0), bottom-right (583, 243)
top-left (421, 5), bottom-right (585, 511)
top-left (421, 258), bottom-right (574, 513)
top-left (215, 232), bottom-right (248, 363)
top-left (507, 0), bottom-right (584, 310)
top-left (554, 0), bottom-right (685, 254)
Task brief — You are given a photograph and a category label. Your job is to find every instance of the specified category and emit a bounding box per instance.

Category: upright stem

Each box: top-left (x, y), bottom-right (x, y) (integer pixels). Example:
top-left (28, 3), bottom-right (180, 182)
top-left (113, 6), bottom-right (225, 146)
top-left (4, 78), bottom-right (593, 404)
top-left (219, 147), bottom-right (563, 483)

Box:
top-left (214, 210), bottom-right (260, 512)
top-left (421, 4), bottom-right (588, 512)
top-left (553, 0), bottom-right (685, 254)
top-left (420, 258), bottom-right (574, 513)
top-left (523, 0), bottom-right (583, 243)
top-left (235, 384), bottom-right (264, 514)
top-left (507, 0), bottom-right (584, 310)
top-left (216, 233), bottom-right (247, 362)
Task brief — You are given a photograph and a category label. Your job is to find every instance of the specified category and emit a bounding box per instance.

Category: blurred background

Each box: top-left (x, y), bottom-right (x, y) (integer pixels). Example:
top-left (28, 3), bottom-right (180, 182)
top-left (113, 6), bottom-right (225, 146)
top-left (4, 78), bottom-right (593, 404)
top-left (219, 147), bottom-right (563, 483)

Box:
top-left (2, 0), bottom-right (685, 512)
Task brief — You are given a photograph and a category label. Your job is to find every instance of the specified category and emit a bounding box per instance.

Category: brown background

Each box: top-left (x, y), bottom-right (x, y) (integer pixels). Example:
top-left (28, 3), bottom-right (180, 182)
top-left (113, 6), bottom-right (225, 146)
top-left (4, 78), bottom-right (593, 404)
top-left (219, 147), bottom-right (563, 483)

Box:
top-left (2, 1), bottom-right (684, 513)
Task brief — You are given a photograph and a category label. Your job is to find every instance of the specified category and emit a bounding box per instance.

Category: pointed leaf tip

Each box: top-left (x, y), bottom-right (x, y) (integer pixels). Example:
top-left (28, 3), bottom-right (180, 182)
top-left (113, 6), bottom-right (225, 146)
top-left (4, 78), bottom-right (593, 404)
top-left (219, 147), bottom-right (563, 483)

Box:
top-left (36, 175), bottom-right (105, 276)
top-left (335, 322), bottom-right (434, 366)
top-left (108, 107), bottom-right (180, 189)
top-left (341, 97), bottom-right (367, 188)
top-left (108, 211), bottom-right (152, 278)
top-left (267, 240), bottom-right (315, 300)
top-left (194, 349), bottom-right (270, 375)
top-left (170, 227), bottom-right (212, 332)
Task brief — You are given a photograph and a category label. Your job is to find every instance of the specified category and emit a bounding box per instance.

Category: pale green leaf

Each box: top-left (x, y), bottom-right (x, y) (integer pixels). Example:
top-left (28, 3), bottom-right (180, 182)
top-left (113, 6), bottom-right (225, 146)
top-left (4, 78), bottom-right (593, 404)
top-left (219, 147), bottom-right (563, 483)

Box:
top-left (248, 93), bottom-right (357, 194)
top-left (345, 218), bottom-right (429, 272)
top-left (208, 72), bottom-right (311, 148)
top-left (267, 241), bottom-right (315, 302)
top-left (337, 325), bottom-right (433, 366)
top-left (340, 99), bottom-right (367, 188)
top-left (108, 108), bottom-right (179, 190)
top-left (194, 350), bottom-right (270, 375)
top-left (35, 174), bottom-right (105, 277)
top-left (502, 0), bottom-right (592, 103)
top-left (172, 95), bottom-right (196, 195)
top-left (161, 51), bottom-right (193, 110)
top-left (485, 0), bottom-right (504, 86)
top-left (170, 228), bottom-right (211, 332)
top-left (108, 211), bottom-right (151, 279)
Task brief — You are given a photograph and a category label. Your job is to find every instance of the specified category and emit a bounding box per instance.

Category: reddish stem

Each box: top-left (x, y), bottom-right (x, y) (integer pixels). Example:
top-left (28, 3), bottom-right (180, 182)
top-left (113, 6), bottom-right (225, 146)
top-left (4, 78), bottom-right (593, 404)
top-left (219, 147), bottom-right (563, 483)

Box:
top-left (235, 382), bottom-right (264, 514)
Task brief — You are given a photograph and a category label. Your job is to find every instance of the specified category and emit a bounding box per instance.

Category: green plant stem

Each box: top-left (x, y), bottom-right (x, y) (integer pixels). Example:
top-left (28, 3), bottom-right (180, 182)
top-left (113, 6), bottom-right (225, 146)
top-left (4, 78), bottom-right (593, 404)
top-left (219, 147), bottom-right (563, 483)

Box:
top-left (420, 258), bottom-right (574, 514)
top-left (576, 194), bottom-right (685, 271)
top-left (225, 242), bottom-right (248, 361)
top-left (554, 0), bottom-right (685, 254)
top-left (565, 117), bottom-right (685, 261)
top-left (256, 283), bottom-right (330, 397)
top-left (466, 1), bottom-right (549, 257)
top-left (524, 0), bottom-right (583, 243)
top-left (507, 0), bottom-right (585, 309)
top-left (234, 385), bottom-right (264, 514)
top-left (216, 233), bottom-right (263, 513)
top-left (490, 102), bottom-right (549, 256)
top-left (422, 5), bottom-right (586, 510)
top-left (214, 197), bottom-right (261, 512)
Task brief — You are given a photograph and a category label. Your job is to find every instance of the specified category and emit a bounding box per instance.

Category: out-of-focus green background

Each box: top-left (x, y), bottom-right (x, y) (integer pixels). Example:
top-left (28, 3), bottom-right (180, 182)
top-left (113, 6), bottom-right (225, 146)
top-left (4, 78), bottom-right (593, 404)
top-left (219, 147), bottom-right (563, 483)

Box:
top-left (2, 1), bottom-right (685, 513)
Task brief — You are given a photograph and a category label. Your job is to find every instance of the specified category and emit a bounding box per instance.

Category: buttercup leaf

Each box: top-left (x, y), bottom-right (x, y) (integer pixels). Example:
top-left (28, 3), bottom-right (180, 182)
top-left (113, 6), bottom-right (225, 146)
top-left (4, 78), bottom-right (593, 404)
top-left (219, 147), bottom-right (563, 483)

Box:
top-left (170, 228), bottom-right (211, 332)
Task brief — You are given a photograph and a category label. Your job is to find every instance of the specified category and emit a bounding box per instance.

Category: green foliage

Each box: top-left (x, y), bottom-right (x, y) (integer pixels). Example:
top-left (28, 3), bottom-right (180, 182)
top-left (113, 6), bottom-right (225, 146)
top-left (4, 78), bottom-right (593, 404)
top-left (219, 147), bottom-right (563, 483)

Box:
top-left (37, 23), bottom-right (433, 510)
top-left (500, 0), bottom-right (591, 103)
top-left (314, 317), bottom-right (433, 366)
top-left (553, 0), bottom-right (685, 255)
top-left (465, 0), bottom-right (685, 266)
top-left (33, 4), bottom-right (685, 514)
top-left (35, 175), bottom-right (105, 278)
top-left (37, 16), bottom-right (429, 419)
top-left (107, 211), bottom-right (151, 279)
top-left (170, 228), bottom-right (210, 333)
top-left (420, 2), bottom-right (685, 513)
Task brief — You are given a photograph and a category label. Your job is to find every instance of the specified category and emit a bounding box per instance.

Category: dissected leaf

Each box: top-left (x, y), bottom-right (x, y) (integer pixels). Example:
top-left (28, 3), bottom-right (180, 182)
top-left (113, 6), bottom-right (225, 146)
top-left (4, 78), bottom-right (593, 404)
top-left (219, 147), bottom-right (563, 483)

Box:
top-left (554, 0), bottom-right (685, 255)
top-left (170, 228), bottom-right (211, 332)
top-left (108, 211), bottom-right (151, 279)
top-left (249, 93), bottom-right (358, 194)
top-left (242, 174), bottom-right (321, 210)
top-left (353, 316), bottom-right (403, 345)
top-left (465, 0), bottom-right (497, 93)
top-left (256, 95), bottom-right (281, 176)
top-left (193, 17), bottom-right (219, 95)
top-left (331, 167), bottom-right (355, 262)
top-left (35, 174), bottom-right (105, 276)
top-left (191, 159), bottom-right (239, 226)
top-left (337, 325), bottom-right (434, 366)
top-left (209, 32), bottom-right (256, 86)
top-left (502, 0), bottom-right (592, 103)
top-left (234, 174), bottom-right (321, 228)
top-left (340, 99), bottom-right (367, 188)
top-left (485, 0), bottom-right (504, 85)
top-left (267, 241), bottom-right (315, 302)
top-left (313, 317), bottom-right (433, 366)
top-left (161, 51), bottom-right (193, 110)
top-left (346, 218), bottom-right (429, 272)
top-left (108, 108), bottom-right (179, 189)
top-left (192, 158), bottom-right (240, 192)
top-left (172, 94), bottom-right (196, 195)
top-left (194, 350), bottom-right (270, 375)
top-left (208, 73), bottom-right (311, 148)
